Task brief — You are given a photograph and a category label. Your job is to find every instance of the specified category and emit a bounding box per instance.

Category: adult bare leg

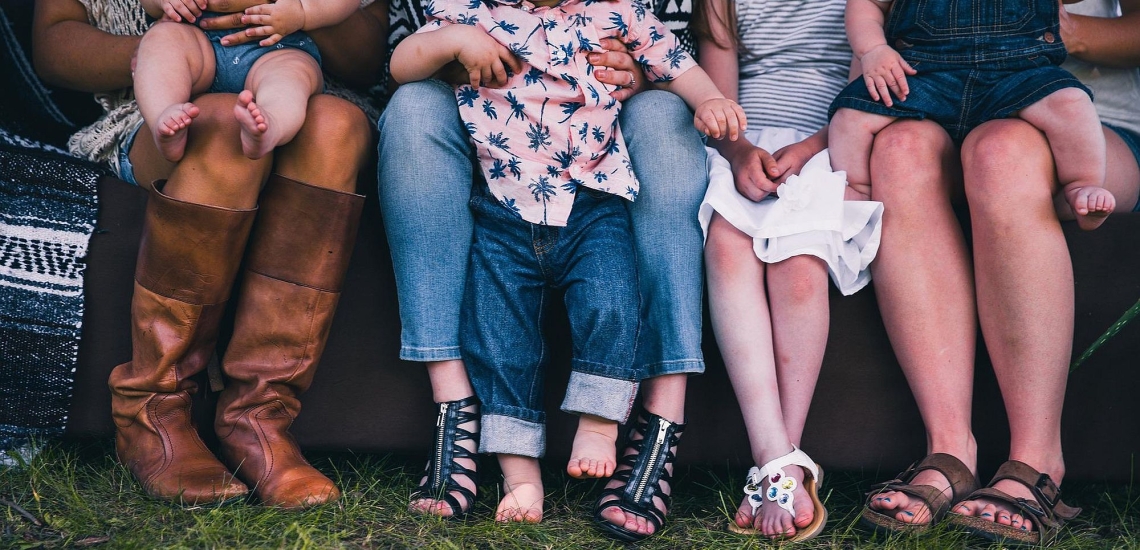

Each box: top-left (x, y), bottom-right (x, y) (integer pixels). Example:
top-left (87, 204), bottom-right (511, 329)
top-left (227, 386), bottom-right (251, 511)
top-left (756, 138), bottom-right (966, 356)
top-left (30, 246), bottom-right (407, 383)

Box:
top-left (951, 119), bottom-right (1072, 532)
top-left (865, 120), bottom-right (978, 525)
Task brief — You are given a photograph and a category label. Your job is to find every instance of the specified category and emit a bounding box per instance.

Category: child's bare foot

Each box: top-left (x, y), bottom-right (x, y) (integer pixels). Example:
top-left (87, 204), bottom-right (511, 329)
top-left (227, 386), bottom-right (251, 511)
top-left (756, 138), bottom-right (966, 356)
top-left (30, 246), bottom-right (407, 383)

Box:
top-left (233, 90), bottom-right (277, 160)
top-left (567, 415), bottom-right (618, 479)
top-left (1064, 185), bottom-right (1115, 231)
top-left (496, 480), bottom-right (544, 523)
top-left (153, 102), bottom-right (200, 162)
top-left (734, 464), bottom-right (816, 538)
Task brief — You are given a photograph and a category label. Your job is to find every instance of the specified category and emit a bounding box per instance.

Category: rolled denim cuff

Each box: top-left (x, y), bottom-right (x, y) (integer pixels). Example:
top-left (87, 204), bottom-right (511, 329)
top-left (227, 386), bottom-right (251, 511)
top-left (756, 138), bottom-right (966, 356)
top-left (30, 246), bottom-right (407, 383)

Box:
top-left (641, 358), bottom-right (705, 378)
top-left (398, 345), bottom-right (462, 363)
top-left (561, 370), bottom-right (638, 423)
top-left (480, 413), bottom-right (546, 458)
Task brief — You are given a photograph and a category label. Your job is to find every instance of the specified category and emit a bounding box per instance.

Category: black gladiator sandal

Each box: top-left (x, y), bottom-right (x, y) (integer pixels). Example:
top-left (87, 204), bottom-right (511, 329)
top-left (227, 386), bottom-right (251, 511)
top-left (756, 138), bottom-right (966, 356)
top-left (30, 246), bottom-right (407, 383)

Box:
top-left (594, 412), bottom-right (685, 542)
top-left (410, 396), bottom-right (480, 518)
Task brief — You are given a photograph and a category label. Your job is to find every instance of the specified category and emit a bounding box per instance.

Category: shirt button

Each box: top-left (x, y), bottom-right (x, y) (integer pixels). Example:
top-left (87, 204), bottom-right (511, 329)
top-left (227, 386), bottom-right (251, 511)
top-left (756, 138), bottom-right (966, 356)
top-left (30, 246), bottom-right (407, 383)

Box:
top-left (1043, 31), bottom-right (1056, 43)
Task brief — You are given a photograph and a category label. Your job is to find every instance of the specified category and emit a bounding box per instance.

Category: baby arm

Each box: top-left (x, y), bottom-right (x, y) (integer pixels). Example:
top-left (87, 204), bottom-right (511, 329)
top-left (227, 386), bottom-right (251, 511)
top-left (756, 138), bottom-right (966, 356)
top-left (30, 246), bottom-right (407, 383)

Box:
top-left (659, 67), bottom-right (747, 141)
top-left (240, 0), bottom-right (358, 47)
top-left (390, 24), bottom-right (522, 88)
top-left (846, 0), bottom-right (914, 106)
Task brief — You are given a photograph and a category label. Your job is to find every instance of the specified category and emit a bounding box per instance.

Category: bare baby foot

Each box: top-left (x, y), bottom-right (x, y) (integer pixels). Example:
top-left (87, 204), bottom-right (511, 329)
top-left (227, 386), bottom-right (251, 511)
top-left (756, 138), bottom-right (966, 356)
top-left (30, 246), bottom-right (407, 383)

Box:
top-left (567, 416), bottom-right (618, 479)
top-left (496, 480), bottom-right (544, 523)
top-left (234, 90), bottom-right (276, 160)
top-left (1065, 185), bottom-right (1116, 231)
top-left (153, 102), bottom-right (200, 162)
top-left (734, 464), bottom-right (815, 538)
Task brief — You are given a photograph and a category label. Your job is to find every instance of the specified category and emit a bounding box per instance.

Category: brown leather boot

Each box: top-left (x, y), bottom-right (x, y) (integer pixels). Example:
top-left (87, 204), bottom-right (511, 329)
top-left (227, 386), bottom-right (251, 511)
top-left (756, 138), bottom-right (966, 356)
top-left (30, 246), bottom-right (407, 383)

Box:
top-left (215, 174), bottom-right (364, 509)
top-left (108, 182), bottom-right (254, 504)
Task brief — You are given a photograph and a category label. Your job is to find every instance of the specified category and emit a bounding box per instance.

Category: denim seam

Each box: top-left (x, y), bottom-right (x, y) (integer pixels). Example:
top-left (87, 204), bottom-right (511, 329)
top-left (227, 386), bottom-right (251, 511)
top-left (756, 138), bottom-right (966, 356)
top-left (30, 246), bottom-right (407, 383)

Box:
top-left (640, 358), bottom-right (705, 377)
top-left (399, 345), bottom-right (462, 362)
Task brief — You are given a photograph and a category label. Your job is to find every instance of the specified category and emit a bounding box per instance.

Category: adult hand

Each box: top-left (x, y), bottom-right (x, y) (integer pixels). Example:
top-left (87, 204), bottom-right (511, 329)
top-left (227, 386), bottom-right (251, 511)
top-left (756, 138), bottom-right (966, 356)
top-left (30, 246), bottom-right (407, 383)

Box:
top-left (722, 141), bottom-right (780, 201)
top-left (196, 0), bottom-right (269, 45)
top-left (1057, 0), bottom-right (1076, 45)
top-left (588, 38), bottom-right (647, 101)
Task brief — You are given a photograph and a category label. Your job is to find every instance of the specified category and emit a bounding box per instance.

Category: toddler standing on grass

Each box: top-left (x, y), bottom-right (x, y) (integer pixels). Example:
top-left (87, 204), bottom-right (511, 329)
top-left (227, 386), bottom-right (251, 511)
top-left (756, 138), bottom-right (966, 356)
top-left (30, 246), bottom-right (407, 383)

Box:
top-left (390, 0), bottom-right (744, 523)
top-left (134, 0), bottom-right (358, 161)
top-left (829, 0), bottom-right (1116, 230)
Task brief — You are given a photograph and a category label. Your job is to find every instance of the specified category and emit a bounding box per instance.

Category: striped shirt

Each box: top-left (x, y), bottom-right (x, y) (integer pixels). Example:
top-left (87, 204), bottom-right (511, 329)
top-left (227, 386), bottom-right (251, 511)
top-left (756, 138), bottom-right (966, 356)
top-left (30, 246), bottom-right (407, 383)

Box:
top-left (735, 0), bottom-right (850, 134)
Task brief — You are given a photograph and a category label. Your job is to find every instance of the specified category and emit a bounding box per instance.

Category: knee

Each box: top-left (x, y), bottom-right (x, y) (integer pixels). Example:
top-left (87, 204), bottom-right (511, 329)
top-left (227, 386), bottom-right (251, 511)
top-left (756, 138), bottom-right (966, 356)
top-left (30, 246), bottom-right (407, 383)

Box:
top-left (302, 95), bottom-right (372, 161)
top-left (870, 120), bottom-right (957, 205)
top-left (141, 21), bottom-right (199, 46)
top-left (770, 256), bottom-right (827, 305)
top-left (704, 217), bottom-right (752, 270)
top-left (621, 90), bottom-right (697, 143)
top-left (961, 120), bottom-right (1053, 206)
top-left (379, 80), bottom-right (461, 141)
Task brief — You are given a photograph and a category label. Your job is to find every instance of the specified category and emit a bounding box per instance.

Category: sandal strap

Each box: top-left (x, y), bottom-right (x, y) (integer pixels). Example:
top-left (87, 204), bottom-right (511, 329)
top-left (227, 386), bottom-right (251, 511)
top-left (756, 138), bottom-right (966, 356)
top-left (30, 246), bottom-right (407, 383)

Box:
top-left (415, 396), bottom-right (481, 515)
top-left (866, 453), bottom-right (978, 521)
top-left (973, 461), bottom-right (1082, 524)
top-left (594, 412), bottom-right (684, 537)
top-left (757, 447), bottom-right (819, 482)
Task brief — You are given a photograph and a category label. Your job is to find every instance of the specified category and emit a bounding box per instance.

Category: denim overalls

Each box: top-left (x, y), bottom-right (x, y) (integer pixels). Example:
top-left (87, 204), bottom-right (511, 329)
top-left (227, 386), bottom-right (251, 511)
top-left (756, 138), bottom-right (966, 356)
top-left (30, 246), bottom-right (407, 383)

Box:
top-left (197, 12), bottom-right (323, 93)
top-left (829, 0), bottom-right (1091, 142)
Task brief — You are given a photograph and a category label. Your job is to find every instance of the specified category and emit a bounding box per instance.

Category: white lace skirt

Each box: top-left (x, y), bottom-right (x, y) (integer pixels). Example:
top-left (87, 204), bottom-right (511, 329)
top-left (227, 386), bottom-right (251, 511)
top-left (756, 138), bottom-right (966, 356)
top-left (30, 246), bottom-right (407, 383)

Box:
top-left (699, 127), bottom-right (884, 295)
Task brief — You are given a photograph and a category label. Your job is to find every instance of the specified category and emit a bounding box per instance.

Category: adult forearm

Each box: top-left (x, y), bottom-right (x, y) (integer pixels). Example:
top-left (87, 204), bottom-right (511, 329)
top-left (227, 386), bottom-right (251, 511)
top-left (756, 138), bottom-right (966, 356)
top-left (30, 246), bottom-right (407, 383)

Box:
top-left (33, 20), bottom-right (139, 92)
top-left (1064, 13), bottom-right (1140, 68)
top-left (307, 2), bottom-right (388, 87)
top-left (299, 0), bottom-right (359, 30)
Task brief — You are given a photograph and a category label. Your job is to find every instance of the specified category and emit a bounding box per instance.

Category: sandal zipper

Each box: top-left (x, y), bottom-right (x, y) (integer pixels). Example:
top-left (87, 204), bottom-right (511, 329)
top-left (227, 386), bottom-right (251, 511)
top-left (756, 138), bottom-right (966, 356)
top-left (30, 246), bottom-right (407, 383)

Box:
top-left (633, 421), bottom-right (670, 503)
top-left (433, 402), bottom-right (449, 490)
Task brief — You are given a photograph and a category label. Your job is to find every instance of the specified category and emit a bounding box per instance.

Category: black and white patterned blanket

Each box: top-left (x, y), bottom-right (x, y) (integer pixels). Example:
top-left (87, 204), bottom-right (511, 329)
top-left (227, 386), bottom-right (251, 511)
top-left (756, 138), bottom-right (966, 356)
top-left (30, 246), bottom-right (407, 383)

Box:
top-left (0, 129), bottom-right (101, 463)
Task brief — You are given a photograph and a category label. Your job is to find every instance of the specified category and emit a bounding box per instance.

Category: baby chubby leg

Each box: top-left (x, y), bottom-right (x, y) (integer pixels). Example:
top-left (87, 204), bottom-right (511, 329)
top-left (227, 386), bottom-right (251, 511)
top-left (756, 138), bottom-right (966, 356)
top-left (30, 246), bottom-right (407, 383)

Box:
top-left (236, 49), bottom-right (323, 160)
top-left (133, 22), bottom-right (217, 162)
top-left (1019, 87), bottom-right (1114, 230)
top-left (828, 108), bottom-right (898, 200)
top-left (496, 454), bottom-right (545, 523)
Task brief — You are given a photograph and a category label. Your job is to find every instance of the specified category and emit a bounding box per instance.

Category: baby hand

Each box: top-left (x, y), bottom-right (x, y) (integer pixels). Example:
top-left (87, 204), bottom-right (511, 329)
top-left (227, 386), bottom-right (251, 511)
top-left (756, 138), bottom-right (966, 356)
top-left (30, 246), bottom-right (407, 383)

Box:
top-left (452, 26), bottom-right (521, 89)
top-left (240, 0), bottom-right (306, 47)
top-left (161, 0), bottom-right (206, 23)
top-left (860, 44), bottom-right (916, 107)
top-left (695, 98), bottom-right (747, 141)
top-left (722, 142), bottom-right (779, 202)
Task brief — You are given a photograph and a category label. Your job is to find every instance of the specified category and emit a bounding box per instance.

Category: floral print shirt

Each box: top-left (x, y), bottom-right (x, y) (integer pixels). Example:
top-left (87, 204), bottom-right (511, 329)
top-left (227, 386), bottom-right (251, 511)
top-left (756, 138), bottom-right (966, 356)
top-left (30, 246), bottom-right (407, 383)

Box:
top-left (419, 0), bottom-right (697, 226)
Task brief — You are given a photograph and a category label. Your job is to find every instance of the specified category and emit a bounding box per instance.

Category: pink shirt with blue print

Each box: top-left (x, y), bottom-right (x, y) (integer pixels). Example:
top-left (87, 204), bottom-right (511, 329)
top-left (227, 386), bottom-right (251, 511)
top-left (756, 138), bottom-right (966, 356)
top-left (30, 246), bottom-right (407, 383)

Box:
top-left (418, 0), bottom-right (697, 226)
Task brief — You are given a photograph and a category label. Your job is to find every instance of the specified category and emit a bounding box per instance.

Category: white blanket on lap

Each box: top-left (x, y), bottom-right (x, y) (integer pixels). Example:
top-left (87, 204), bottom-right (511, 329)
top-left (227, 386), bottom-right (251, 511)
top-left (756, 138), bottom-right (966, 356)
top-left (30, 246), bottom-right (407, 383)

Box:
top-left (699, 127), bottom-right (884, 295)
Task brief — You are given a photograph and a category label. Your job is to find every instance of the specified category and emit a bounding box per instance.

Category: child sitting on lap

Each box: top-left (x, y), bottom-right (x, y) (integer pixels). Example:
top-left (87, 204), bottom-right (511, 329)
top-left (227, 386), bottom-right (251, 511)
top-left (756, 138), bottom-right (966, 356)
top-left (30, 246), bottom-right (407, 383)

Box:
top-left (829, 0), bottom-right (1115, 230)
top-left (390, 0), bottom-right (744, 523)
top-left (134, 0), bottom-right (357, 161)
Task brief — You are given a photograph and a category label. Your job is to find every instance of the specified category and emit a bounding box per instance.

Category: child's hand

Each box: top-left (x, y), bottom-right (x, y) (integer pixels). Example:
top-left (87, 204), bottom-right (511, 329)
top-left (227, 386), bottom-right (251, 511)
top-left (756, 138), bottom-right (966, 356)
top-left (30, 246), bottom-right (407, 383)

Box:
top-left (722, 141), bottom-right (779, 202)
top-left (859, 44), bottom-right (916, 107)
top-left (161, 0), bottom-right (206, 23)
top-left (239, 0), bottom-right (306, 47)
top-left (452, 26), bottom-right (520, 89)
top-left (695, 98), bottom-right (747, 141)
top-left (770, 139), bottom-right (822, 184)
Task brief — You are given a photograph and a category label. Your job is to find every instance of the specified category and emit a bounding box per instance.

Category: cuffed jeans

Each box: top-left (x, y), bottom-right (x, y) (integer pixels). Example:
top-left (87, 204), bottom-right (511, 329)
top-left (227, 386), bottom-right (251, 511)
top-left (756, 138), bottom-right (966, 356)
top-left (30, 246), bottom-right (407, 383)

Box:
top-left (463, 187), bottom-right (640, 458)
top-left (377, 80), bottom-right (707, 377)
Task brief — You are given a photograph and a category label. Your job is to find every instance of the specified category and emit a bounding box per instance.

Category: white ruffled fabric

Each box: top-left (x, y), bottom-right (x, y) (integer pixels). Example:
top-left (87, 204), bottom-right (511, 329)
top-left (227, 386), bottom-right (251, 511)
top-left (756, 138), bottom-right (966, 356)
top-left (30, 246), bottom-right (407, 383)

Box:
top-left (699, 127), bottom-right (884, 295)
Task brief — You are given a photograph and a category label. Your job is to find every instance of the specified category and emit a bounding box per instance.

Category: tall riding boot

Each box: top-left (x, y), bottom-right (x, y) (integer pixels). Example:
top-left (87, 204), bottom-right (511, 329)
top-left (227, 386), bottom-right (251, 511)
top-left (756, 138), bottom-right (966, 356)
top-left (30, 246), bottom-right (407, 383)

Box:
top-left (215, 174), bottom-right (364, 508)
top-left (108, 182), bottom-right (255, 503)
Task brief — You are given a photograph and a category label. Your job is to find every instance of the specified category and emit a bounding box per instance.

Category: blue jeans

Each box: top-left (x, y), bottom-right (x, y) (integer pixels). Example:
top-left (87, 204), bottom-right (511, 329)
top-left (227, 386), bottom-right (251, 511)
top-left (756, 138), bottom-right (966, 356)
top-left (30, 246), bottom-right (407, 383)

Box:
top-left (377, 80), bottom-right (707, 377)
top-left (463, 186), bottom-right (640, 458)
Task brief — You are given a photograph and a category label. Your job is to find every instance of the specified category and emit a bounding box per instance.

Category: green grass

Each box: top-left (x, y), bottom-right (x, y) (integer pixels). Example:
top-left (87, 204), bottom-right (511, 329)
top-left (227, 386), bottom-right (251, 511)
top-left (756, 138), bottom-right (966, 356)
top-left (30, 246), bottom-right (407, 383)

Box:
top-left (1, 441), bottom-right (1137, 549)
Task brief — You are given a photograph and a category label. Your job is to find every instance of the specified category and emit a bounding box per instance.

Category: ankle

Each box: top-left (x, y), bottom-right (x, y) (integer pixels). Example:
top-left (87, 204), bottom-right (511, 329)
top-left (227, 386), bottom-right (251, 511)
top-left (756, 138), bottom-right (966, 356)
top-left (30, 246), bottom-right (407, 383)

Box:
top-left (427, 360), bottom-right (475, 402)
top-left (577, 415), bottom-right (619, 438)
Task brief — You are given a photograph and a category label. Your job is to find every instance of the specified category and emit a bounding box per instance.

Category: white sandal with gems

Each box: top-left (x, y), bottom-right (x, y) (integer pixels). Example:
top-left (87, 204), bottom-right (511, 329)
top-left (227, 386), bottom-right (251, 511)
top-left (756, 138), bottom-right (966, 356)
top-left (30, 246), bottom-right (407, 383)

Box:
top-left (728, 446), bottom-right (828, 541)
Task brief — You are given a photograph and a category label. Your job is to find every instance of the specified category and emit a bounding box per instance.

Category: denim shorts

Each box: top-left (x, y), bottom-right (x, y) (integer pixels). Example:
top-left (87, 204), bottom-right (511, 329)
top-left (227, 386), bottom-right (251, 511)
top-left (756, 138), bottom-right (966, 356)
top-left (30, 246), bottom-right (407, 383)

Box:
top-left (1106, 123), bottom-right (1140, 212)
top-left (116, 120), bottom-right (144, 186)
top-left (829, 63), bottom-right (1091, 143)
top-left (202, 14), bottom-right (321, 94)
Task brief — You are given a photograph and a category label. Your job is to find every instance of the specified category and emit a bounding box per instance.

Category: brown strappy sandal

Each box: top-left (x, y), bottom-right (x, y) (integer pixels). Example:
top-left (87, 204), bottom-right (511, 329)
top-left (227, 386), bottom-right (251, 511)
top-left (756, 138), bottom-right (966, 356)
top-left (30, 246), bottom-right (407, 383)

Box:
top-left (860, 453), bottom-right (979, 534)
top-left (948, 460), bottom-right (1081, 547)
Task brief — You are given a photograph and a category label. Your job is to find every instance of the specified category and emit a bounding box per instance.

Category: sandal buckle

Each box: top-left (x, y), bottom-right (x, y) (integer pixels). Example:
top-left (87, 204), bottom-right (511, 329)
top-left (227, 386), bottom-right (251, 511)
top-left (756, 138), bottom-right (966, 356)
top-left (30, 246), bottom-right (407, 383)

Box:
top-left (1033, 473), bottom-right (1058, 509)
